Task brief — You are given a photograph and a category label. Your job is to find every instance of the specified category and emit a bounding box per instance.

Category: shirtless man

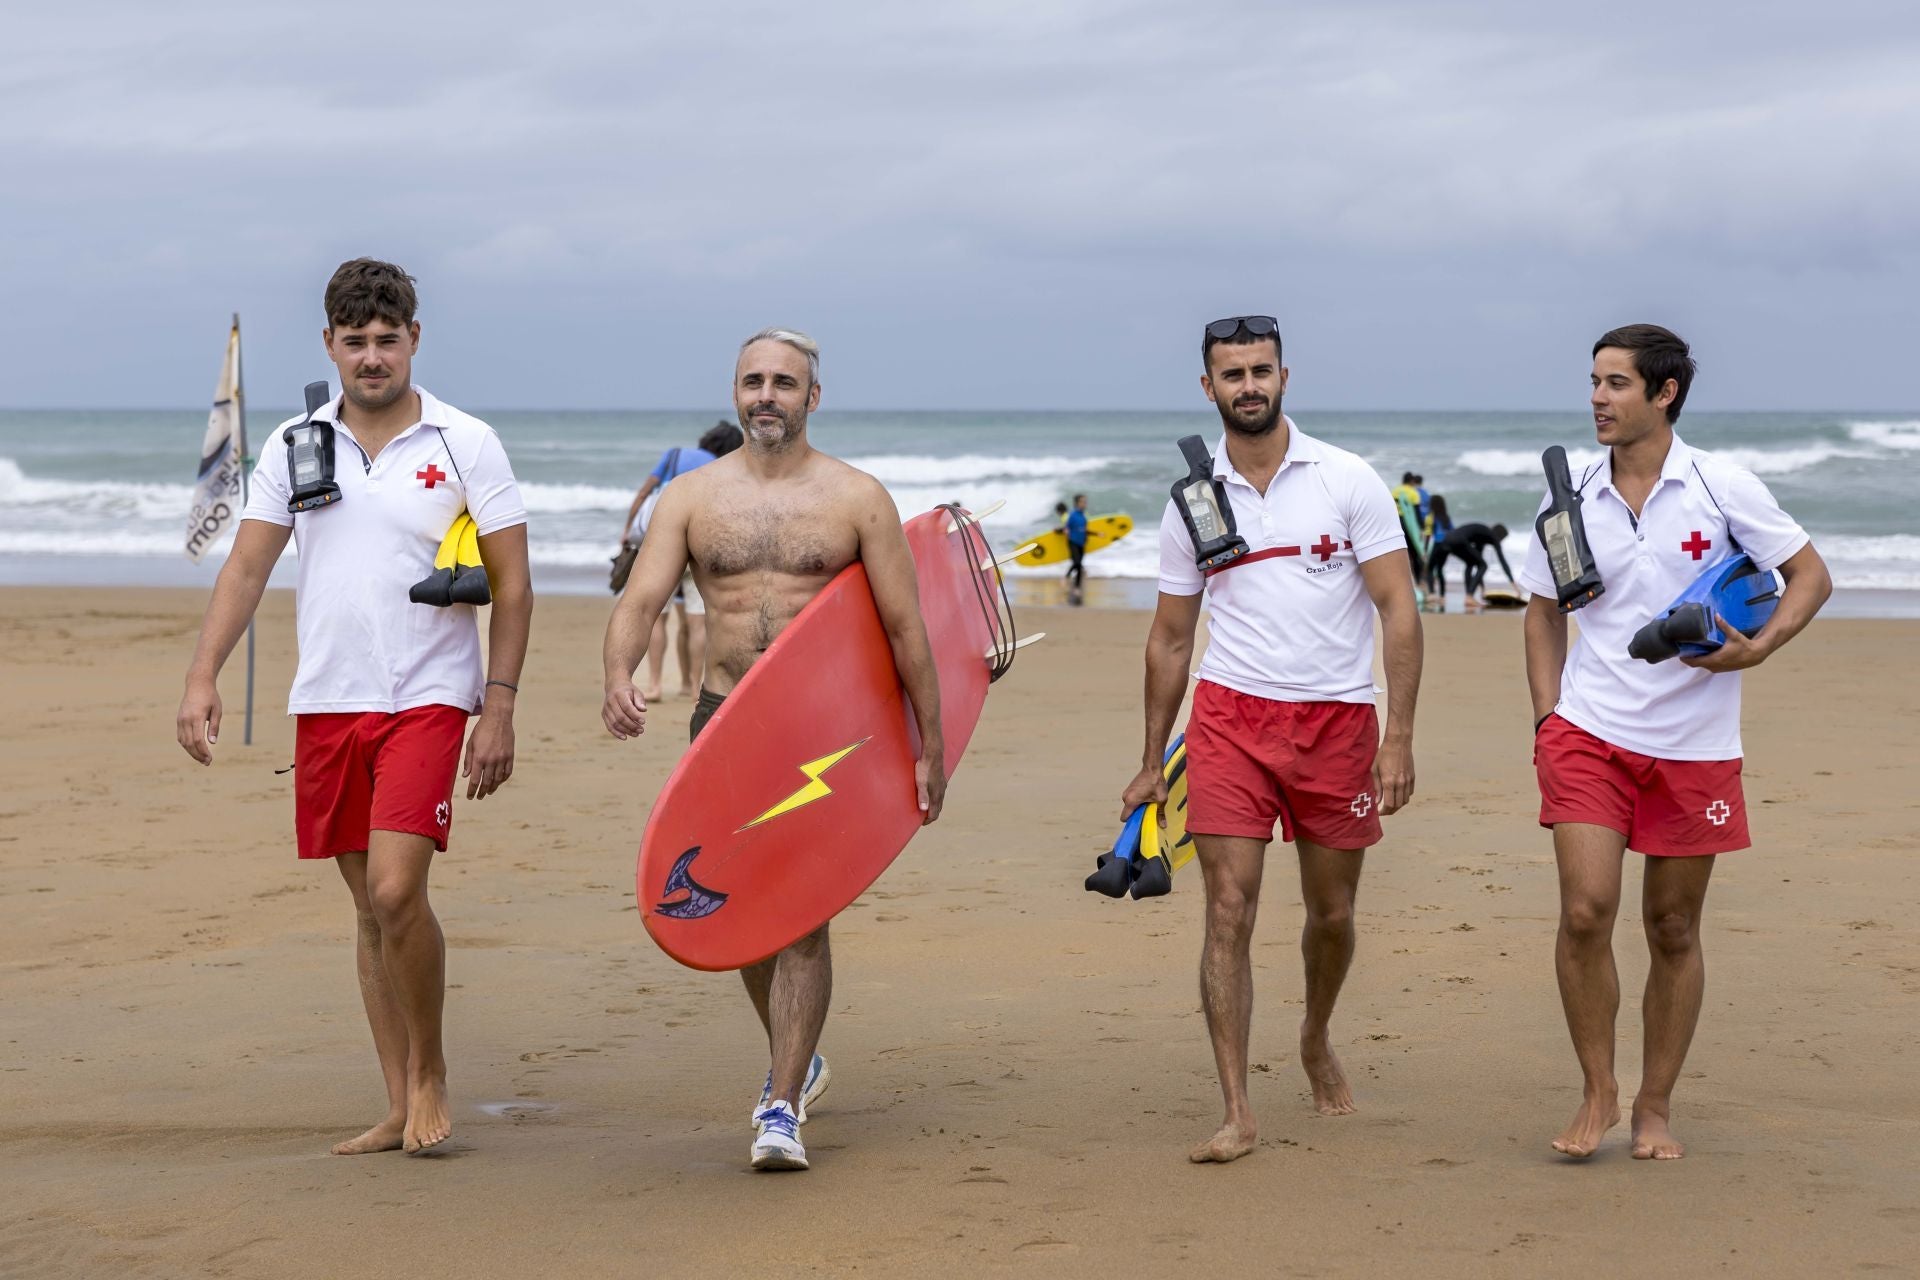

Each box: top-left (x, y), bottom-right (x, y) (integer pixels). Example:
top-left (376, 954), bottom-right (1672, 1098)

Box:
top-left (601, 328), bottom-right (946, 1172)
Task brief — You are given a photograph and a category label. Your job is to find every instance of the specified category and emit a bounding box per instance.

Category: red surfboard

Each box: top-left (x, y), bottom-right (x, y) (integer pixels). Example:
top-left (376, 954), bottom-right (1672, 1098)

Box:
top-left (636, 507), bottom-right (1008, 971)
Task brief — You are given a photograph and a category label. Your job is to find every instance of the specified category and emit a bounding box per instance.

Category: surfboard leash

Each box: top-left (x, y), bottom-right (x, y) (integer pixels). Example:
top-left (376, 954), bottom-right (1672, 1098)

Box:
top-left (941, 502), bottom-right (1021, 683)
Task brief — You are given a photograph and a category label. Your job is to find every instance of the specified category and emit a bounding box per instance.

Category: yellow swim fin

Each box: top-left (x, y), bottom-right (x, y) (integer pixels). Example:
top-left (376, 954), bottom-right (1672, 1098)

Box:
top-left (449, 513), bottom-right (491, 606)
top-left (410, 513), bottom-right (486, 607)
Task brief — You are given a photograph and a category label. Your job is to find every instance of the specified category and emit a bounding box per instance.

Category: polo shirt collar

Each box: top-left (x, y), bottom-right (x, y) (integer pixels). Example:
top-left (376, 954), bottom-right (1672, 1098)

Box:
top-left (1597, 430), bottom-right (1693, 498)
top-left (315, 385), bottom-right (445, 442)
top-left (1212, 415), bottom-right (1317, 485)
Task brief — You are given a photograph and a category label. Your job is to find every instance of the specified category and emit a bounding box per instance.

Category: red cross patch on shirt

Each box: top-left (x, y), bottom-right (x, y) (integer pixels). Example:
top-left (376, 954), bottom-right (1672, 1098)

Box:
top-left (417, 463), bottom-right (447, 489)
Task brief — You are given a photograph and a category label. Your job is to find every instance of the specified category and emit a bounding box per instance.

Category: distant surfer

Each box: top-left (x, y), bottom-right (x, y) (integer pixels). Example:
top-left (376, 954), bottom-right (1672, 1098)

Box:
top-left (1124, 315), bottom-right (1423, 1163)
top-left (1066, 492), bottom-right (1090, 604)
top-left (1519, 324), bottom-right (1830, 1160)
top-left (1427, 521), bottom-right (1514, 610)
top-left (175, 259), bottom-right (533, 1156)
top-left (619, 421), bottom-right (743, 702)
top-left (602, 328), bottom-right (947, 1172)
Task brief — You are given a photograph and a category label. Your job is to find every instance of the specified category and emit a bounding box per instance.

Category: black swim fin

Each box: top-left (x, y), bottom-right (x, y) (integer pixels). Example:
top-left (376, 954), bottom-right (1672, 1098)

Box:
top-left (1129, 855), bottom-right (1173, 900)
top-left (1084, 852), bottom-right (1132, 898)
top-left (409, 567), bottom-right (455, 607)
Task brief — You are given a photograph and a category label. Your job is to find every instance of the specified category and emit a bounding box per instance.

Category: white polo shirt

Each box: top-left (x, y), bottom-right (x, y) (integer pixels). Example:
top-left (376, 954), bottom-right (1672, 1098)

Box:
top-left (1158, 419), bottom-right (1406, 704)
top-left (242, 387), bottom-right (527, 716)
top-left (1517, 432), bottom-right (1808, 761)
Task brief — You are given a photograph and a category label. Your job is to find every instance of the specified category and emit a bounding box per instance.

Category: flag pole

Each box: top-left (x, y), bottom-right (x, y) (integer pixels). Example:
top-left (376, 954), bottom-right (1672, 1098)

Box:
top-left (235, 312), bottom-right (256, 747)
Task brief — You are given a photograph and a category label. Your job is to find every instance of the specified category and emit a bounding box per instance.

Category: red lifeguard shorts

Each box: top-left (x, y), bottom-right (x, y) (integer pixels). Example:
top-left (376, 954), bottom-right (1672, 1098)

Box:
top-left (293, 704), bottom-right (468, 859)
top-left (1184, 680), bottom-right (1382, 850)
top-left (1534, 713), bottom-right (1748, 857)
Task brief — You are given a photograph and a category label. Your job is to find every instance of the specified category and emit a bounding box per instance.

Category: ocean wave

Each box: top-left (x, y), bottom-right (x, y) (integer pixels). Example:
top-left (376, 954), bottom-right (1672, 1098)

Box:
top-left (518, 481), bottom-right (635, 513)
top-left (845, 453), bottom-right (1118, 484)
top-left (0, 457), bottom-right (199, 521)
top-left (1455, 448), bottom-right (1606, 477)
top-left (1456, 442), bottom-right (1872, 478)
top-left (1846, 421), bottom-right (1920, 450)
top-left (1713, 444), bottom-right (1871, 474)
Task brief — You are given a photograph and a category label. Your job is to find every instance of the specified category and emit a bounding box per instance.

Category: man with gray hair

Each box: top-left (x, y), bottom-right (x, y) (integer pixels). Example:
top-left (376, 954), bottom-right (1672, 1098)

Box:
top-left (602, 327), bottom-right (947, 1171)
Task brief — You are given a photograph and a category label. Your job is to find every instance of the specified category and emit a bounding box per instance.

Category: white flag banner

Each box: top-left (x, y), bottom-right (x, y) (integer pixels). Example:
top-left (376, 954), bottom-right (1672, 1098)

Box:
top-left (186, 319), bottom-right (247, 562)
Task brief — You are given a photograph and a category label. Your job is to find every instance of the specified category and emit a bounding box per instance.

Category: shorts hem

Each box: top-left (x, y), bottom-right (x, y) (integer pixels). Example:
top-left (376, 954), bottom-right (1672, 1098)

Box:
top-left (298, 844), bottom-right (367, 861)
top-left (1539, 810), bottom-right (1630, 837)
top-left (1186, 821), bottom-right (1278, 841)
top-left (370, 824), bottom-right (451, 854)
top-left (1629, 837), bottom-right (1747, 858)
top-left (1292, 827), bottom-right (1378, 852)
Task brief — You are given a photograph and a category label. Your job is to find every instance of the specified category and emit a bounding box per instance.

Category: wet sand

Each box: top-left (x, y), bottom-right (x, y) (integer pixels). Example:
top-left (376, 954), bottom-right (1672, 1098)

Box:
top-left (2, 587), bottom-right (1917, 1277)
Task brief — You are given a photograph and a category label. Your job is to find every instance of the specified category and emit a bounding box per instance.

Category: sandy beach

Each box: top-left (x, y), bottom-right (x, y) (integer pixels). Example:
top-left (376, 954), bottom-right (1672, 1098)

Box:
top-left (2, 586), bottom-right (1917, 1278)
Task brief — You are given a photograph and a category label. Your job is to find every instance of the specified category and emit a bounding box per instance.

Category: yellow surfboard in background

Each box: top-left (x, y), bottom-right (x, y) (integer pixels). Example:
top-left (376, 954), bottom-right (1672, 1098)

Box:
top-left (1013, 513), bottom-right (1133, 566)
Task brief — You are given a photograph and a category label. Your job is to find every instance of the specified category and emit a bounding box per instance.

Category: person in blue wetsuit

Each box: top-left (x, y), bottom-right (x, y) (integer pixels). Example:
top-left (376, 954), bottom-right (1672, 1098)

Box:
top-left (1065, 492), bottom-right (1090, 604)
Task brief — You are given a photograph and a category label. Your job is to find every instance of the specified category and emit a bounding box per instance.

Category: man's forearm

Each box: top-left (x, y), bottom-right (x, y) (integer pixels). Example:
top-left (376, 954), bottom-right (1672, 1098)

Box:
top-left (1523, 603), bottom-right (1567, 722)
top-left (1141, 637), bottom-right (1189, 767)
top-left (484, 579), bottom-right (533, 708)
top-left (603, 599), bottom-right (653, 687)
top-left (1378, 600), bottom-right (1422, 742)
top-left (1754, 554), bottom-right (1832, 657)
top-left (888, 630), bottom-right (944, 757)
top-left (186, 557), bottom-right (272, 680)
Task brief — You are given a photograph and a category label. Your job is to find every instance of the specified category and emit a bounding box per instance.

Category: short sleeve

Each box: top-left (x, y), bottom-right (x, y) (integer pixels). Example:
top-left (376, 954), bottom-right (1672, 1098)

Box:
top-left (1718, 465), bottom-right (1809, 573)
top-left (240, 419), bottom-right (296, 527)
top-left (1344, 464), bottom-right (1408, 563)
top-left (1516, 492), bottom-right (1557, 600)
top-left (1157, 498), bottom-right (1204, 596)
top-left (649, 448), bottom-right (674, 482)
top-left (464, 428), bottom-right (528, 536)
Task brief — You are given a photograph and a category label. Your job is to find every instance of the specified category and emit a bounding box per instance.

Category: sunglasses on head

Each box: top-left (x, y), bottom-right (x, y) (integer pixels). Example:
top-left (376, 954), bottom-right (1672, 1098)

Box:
top-left (1204, 315), bottom-right (1279, 343)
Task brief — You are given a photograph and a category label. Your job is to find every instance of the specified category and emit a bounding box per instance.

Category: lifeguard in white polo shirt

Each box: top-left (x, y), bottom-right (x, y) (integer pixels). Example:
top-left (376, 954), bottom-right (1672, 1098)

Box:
top-left (176, 259), bottom-right (533, 1158)
top-left (1123, 315), bottom-right (1424, 1163)
top-left (1520, 323), bottom-right (1830, 1162)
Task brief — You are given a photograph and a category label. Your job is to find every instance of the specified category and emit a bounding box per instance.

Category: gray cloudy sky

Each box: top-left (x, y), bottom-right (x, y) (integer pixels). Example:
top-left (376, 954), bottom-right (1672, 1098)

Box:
top-left (4, 0), bottom-right (1916, 410)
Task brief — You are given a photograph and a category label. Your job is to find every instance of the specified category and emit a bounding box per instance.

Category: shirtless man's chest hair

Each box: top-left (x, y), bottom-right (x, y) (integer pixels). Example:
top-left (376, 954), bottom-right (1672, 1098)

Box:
top-left (683, 454), bottom-right (874, 691)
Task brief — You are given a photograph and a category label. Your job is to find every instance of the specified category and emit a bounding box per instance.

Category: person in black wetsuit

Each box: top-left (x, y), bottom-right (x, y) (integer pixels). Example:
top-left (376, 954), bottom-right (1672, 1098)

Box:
top-left (1428, 522), bottom-right (1513, 607)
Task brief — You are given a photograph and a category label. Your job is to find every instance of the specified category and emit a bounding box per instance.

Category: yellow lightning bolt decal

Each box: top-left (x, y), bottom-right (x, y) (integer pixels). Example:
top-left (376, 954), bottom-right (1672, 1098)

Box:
top-left (737, 739), bottom-right (869, 831)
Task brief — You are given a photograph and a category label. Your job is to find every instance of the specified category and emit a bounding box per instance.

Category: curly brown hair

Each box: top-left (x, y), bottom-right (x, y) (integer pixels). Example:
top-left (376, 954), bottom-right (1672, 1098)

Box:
top-left (324, 258), bottom-right (418, 329)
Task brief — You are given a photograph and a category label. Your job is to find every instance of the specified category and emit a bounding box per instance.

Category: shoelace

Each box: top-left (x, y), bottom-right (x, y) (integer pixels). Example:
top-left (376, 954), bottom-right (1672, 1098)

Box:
top-left (755, 1107), bottom-right (798, 1141)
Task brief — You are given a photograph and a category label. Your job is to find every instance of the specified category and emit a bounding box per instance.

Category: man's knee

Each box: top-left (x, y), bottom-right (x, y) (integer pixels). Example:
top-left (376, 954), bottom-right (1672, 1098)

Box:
top-left (784, 924), bottom-right (830, 961)
top-left (1204, 887), bottom-right (1258, 944)
top-left (368, 878), bottom-right (428, 932)
top-left (1645, 909), bottom-right (1700, 960)
top-left (1561, 896), bottom-right (1616, 945)
top-left (1304, 895), bottom-right (1355, 938)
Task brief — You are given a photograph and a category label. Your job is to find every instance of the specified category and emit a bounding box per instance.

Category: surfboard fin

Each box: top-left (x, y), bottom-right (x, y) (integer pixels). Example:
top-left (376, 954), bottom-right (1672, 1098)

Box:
top-left (985, 632), bottom-right (1044, 660)
top-left (944, 498), bottom-right (1006, 532)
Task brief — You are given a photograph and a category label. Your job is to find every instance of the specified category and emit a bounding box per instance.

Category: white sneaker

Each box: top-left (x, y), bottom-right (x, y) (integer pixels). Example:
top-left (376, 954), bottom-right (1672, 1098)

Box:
top-left (750, 1053), bottom-right (831, 1128)
top-left (750, 1102), bottom-right (808, 1171)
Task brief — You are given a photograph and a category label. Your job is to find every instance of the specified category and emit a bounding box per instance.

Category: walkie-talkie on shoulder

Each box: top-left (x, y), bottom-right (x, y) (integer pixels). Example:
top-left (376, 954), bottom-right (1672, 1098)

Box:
top-left (1171, 435), bottom-right (1249, 573)
top-left (1537, 445), bottom-right (1603, 612)
top-left (285, 381), bottom-right (341, 513)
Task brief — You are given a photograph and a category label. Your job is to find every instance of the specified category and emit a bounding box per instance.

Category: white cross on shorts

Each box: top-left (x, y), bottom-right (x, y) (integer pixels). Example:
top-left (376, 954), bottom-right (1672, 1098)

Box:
top-left (1349, 792), bottom-right (1374, 818)
top-left (1704, 799), bottom-right (1731, 826)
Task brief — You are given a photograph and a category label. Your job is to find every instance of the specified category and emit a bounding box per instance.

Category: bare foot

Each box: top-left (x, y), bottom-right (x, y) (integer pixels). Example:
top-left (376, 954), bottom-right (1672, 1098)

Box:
top-left (332, 1116), bottom-right (405, 1155)
top-left (1188, 1120), bottom-right (1258, 1163)
top-left (1551, 1091), bottom-right (1620, 1158)
top-left (677, 685), bottom-right (695, 698)
top-left (403, 1074), bottom-right (452, 1154)
top-left (1300, 1026), bottom-right (1356, 1116)
top-left (640, 686), bottom-right (665, 703)
top-left (1630, 1102), bottom-right (1685, 1160)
